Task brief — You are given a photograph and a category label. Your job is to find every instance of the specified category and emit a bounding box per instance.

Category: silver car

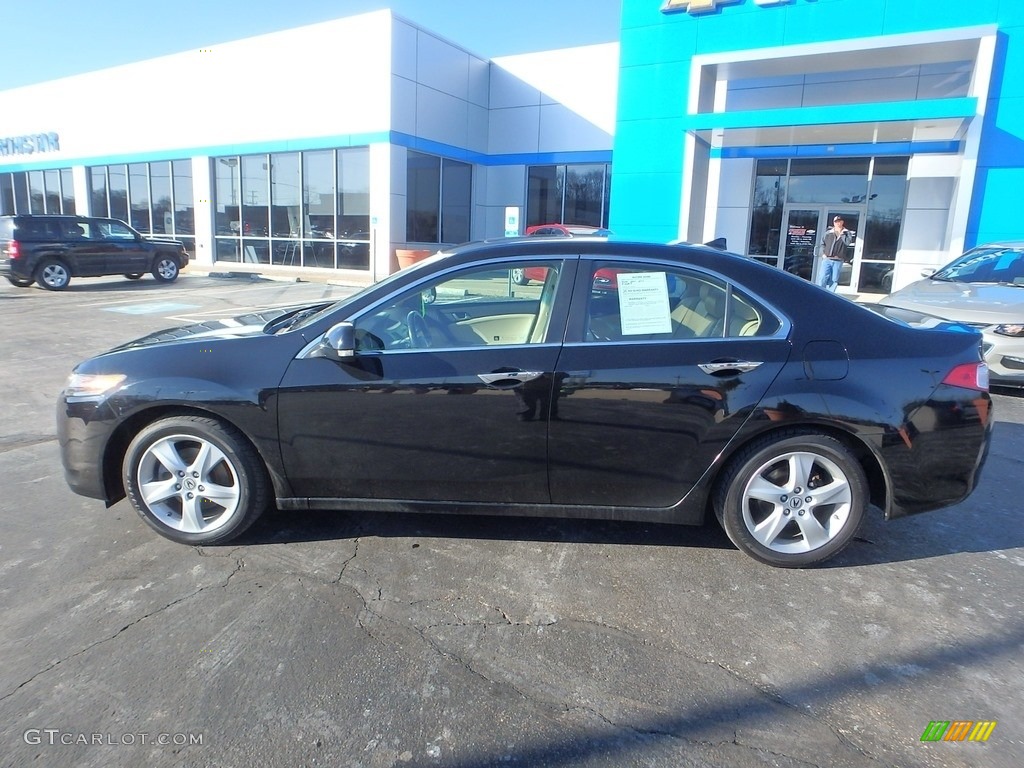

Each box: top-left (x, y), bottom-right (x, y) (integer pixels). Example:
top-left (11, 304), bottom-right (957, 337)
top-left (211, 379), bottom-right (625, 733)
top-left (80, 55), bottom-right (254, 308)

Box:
top-left (880, 242), bottom-right (1024, 387)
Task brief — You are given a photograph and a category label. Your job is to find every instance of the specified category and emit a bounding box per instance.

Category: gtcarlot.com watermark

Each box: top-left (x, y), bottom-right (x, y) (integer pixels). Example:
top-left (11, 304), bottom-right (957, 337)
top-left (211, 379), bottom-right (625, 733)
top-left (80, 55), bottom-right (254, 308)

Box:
top-left (24, 729), bottom-right (203, 747)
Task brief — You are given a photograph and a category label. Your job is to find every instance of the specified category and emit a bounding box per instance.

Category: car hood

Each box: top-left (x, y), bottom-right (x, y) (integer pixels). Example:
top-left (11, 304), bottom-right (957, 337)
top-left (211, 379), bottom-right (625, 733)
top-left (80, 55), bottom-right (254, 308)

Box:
top-left (109, 304), bottom-right (316, 351)
top-left (881, 279), bottom-right (1024, 323)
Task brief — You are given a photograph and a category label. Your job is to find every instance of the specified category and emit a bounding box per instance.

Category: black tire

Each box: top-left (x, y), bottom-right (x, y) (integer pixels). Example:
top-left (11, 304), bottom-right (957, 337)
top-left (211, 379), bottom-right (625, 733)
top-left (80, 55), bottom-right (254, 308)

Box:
top-left (511, 267), bottom-right (529, 286)
top-left (6, 275), bottom-right (34, 287)
top-left (35, 259), bottom-right (72, 290)
top-left (152, 256), bottom-right (180, 283)
top-left (124, 273), bottom-right (144, 280)
top-left (122, 415), bottom-right (270, 545)
top-left (713, 430), bottom-right (867, 568)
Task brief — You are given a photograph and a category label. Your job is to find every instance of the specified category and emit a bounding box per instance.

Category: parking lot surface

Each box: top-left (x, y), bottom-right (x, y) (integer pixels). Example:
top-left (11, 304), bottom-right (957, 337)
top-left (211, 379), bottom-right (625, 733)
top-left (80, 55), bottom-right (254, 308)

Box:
top-left (1, 273), bottom-right (1021, 768)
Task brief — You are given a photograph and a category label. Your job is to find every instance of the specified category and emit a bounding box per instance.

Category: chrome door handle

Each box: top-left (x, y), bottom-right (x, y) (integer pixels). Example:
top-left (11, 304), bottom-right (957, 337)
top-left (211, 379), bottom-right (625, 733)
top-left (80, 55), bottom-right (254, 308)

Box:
top-left (698, 360), bottom-right (763, 375)
top-left (478, 370), bottom-right (544, 385)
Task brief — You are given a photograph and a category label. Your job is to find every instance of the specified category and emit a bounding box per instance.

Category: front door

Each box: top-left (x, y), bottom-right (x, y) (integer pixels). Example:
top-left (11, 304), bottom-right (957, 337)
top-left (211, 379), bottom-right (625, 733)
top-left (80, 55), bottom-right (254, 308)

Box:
top-left (276, 258), bottom-right (575, 504)
top-left (781, 207), bottom-right (864, 291)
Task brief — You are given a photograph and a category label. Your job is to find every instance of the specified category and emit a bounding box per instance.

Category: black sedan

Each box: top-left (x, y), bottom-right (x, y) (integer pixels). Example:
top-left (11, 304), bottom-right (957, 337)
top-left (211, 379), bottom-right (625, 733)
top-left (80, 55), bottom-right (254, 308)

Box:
top-left (57, 239), bottom-right (993, 567)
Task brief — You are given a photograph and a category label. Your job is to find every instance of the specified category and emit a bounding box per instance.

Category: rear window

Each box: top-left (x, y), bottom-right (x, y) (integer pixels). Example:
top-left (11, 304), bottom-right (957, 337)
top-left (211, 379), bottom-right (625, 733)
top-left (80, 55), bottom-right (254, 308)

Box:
top-left (0, 218), bottom-right (13, 241)
top-left (9, 217), bottom-right (61, 240)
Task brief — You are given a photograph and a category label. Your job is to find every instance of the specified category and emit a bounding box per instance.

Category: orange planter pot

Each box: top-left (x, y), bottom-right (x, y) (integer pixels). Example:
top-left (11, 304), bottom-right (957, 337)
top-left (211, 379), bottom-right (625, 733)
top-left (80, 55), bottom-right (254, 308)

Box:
top-left (396, 249), bottom-right (432, 269)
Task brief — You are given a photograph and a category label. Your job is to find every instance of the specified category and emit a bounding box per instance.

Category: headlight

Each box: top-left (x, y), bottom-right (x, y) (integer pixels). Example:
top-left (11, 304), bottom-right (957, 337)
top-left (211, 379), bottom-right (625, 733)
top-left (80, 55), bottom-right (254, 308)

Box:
top-left (64, 373), bottom-right (127, 398)
top-left (993, 323), bottom-right (1024, 337)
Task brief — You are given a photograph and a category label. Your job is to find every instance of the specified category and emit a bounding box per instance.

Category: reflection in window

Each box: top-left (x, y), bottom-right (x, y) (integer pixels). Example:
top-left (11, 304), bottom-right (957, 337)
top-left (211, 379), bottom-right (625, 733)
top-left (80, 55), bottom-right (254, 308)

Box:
top-left (172, 160), bottom-right (194, 235)
top-left (150, 162), bottom-right (172, 235)
top-left (787, 158), bottom-right (869, 205)
top-left (61, 168), bottom-right (76, 214)
top-left (526, 163), bottom-right (610, 229)
top-left (863, 157), bottom-right (908, 262)
top-left (407, 151), bottom-right (471, 245)
top-left (242, 155), bottom-right (269, 237)
top-left (129, 163), bottom-right (150, 232)
top-left (28, 171), bottom-right (45, 213)
top-left (407, 152), bottom-right (440, 242)
top-left (214, 148), bottom-right (370, 269)
top-left (747, 159), bottom-right (787, 257)
top-left (90, 168), bottom-right (109, 218)
top-left (108, 166), bottom-right (128, 222)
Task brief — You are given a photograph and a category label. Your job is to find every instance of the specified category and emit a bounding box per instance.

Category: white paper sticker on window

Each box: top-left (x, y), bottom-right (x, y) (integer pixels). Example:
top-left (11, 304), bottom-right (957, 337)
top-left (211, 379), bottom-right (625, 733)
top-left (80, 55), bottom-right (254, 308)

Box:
top-left (618, 272), bottom-right (672, 335)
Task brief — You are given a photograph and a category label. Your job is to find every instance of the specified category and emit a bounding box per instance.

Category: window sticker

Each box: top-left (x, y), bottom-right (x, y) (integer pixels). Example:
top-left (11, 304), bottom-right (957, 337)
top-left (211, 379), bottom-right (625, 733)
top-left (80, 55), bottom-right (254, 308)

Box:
top-left (617, 272), bottom-right (672, 335)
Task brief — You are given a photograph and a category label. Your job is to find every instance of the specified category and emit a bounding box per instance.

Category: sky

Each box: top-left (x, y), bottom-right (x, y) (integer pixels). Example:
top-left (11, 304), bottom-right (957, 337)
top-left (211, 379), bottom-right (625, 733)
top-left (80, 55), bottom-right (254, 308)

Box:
top-left (0, 0), bottom-right (623, 91)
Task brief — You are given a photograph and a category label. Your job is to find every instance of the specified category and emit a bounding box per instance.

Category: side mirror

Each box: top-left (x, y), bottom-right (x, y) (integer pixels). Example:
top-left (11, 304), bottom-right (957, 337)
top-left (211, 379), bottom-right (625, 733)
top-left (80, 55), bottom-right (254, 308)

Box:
top-left (309, 321), bottom-right (355, 361)
top-left (921, 268), bottom-right (936, 278)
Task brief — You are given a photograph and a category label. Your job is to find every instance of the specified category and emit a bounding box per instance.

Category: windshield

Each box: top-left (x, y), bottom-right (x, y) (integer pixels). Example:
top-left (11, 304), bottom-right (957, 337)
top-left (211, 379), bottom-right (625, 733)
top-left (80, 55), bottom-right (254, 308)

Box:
top-left (932, 246), bottom-right (1024, 284)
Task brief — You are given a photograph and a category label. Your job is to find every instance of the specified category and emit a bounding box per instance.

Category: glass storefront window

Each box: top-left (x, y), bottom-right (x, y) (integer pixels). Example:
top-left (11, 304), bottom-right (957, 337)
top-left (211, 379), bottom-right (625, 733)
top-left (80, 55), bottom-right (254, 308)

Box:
top-left (564, 164), bottom-right (605, 228)
top-left (129, 163), bottom-right (150, 232)
top-left (747, 159), bottom-right (788, 257)
top-left (304, 150), bottom-right (335, 239)
top-left (441, 158), bottom-right (471, 244)
top-left (173, 160), bottom-right (194, 236)
top-left (28, 171), bottom-right (45, 213)
top-left (150, 162), bottom-right (172, 235)
top-left (215, 157), bottom-right (240, 240)
top-left (61, 168), bottom-right (75, 214)
top-left (44, 170), bottom-right (61, 213)
top-left (526, 163), bottom-right (611, 229)
top-left (241, 155), bottom-right (269, 237)
top-left (406, 151), bottom-right (471, 245)
top-left (213, 147), bottom-right (370, 270)
top-left (787, 158), bottom-right (869, 205)
top-left (407, 152), bottom-right (441, 242)
top-left (108, 166), bottom-right (128, 222)
top-left (270, 152), bottom-right (300, 240)
top-left (527, 166), bottom-right (563, 226)
top-left (90, 168), bottom-right (108, 218)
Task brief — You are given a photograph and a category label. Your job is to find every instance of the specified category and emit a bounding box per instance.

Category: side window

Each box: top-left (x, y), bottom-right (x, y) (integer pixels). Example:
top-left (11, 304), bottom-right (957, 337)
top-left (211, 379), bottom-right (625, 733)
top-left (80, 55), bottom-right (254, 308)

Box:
top-left (102, 221), bottom-right (137, 240)
top-left (356, 261), bottom-right (563, 351)
top-left (584, 262), bottom-right (779, 342)
top-left (69, 221), bottom-right (95, 240)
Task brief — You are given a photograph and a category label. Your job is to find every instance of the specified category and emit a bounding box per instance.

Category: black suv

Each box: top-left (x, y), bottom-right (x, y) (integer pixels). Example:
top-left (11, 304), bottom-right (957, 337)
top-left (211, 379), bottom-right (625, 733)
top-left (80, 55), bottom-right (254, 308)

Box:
top-left (0, 214), bottom-right (188, 290)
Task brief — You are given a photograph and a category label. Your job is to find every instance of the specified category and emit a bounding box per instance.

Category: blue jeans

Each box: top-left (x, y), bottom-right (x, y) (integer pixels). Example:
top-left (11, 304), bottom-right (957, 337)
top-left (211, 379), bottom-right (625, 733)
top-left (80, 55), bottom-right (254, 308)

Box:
top-left (818, 258), bottom-right (843, 291)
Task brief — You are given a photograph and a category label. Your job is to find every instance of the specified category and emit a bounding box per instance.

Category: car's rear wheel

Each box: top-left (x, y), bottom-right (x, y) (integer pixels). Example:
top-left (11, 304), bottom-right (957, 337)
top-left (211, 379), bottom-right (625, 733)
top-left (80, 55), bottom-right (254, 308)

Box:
top-left (35, 259), bottom-right (71, 290)
top-left (123, 415), bottom-right (270, 544)
top-left (6, 275), bottom-right (34, 287)
top-left (511, 268), bottom-right (529, 286)
top-left (714, 431), bottom-right (866, 568)
top-left (124, 273), bottom-right (144, 280)
top-left (152, 257), bottom-right (180, 282)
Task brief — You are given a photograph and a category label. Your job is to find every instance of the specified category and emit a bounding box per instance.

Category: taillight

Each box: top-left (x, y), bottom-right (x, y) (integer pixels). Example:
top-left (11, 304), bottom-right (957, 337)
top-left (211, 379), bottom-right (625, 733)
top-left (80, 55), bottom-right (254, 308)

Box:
top-left (9, 240), bottom-right (20, 259)
top-left (942, 362), bottom-right (989, 391)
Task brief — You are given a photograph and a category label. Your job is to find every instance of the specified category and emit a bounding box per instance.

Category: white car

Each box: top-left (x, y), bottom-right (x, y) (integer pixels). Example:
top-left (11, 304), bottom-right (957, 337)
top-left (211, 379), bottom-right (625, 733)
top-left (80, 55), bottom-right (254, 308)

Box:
top-left (880, 242), bottom-right (1024, 387)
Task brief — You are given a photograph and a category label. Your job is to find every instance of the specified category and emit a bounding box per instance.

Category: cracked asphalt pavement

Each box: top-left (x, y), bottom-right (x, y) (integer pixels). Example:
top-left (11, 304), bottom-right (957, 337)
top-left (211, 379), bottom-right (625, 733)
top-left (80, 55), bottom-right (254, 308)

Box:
top-left (1, 273), bottom-right (1022, 767)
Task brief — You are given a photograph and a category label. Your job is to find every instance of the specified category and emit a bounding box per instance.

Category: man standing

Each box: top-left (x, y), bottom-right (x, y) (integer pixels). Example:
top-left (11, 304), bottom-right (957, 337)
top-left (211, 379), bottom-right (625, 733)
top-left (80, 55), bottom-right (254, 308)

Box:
top-left (817, 215), bottom-right (852, 291)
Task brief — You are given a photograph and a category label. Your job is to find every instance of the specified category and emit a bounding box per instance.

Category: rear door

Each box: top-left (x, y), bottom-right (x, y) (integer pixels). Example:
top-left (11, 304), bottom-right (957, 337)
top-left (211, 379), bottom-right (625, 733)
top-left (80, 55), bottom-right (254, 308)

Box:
top-left (547, 256), bottom-right (792, 507)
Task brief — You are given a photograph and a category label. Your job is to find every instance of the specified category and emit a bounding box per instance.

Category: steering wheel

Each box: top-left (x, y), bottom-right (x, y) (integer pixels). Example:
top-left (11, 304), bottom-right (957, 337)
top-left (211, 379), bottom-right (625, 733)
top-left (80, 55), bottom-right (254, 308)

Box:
top-left (406, 311), bottom-right (432, 348)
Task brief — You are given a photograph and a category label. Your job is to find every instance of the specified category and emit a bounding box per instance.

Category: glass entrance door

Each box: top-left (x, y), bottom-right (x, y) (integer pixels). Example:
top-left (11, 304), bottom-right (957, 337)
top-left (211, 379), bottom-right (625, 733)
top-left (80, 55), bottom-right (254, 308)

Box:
top-left (781, 206), bottom-right (864, 291)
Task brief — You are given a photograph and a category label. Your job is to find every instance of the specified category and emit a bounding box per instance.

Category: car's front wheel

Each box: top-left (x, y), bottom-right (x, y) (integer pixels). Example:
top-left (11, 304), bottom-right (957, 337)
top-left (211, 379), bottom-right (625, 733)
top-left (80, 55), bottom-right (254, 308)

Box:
top-left (35, 259), bottom-right (71, 290)
top-left (152, 256), bottom-right (180, 282)
top-left (511, 268), bottom-right (531, 286)
top-left (123, 415), bottom-right (270, 544)
top-left (6, 275), bottom-right (34, 287)
top-left (714, 431), bottom-right (867, 568)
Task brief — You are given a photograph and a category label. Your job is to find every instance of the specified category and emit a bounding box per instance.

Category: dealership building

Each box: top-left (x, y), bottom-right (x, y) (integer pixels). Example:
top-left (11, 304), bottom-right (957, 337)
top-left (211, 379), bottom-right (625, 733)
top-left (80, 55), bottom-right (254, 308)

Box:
top-left (1, 0), bottom-right (1021, 293)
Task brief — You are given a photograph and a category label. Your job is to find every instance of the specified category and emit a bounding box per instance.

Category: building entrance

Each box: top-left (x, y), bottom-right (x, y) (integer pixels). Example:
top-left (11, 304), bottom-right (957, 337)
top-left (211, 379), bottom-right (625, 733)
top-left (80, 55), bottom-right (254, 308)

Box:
top-left (779, 206), bottom-right (864, 292)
